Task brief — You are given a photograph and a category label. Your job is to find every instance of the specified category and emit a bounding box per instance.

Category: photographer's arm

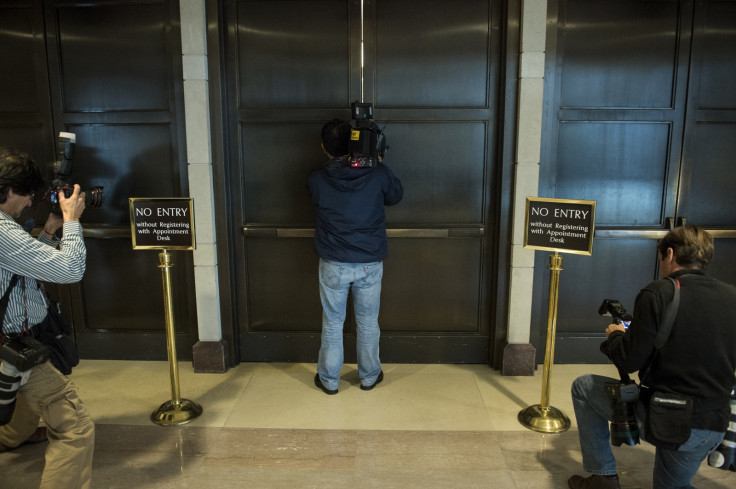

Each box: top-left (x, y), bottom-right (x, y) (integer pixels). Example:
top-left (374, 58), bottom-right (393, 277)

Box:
top-left (603, 289), bottom-right (659, 374)
top-left (41, 213), bottom-right (62, 240)
top-left (0, 184), bottom-right (86, 283)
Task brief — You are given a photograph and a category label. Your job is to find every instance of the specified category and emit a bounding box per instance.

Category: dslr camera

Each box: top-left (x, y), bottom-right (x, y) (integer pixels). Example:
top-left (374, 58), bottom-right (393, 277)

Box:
top-left (0, 335), bottom-right (51, 425)
top-left (348, 102), bottom-right (388, 168)
top-left (598, 298), bottom-right (640, 446)
top-left (43, 132), bottom-right (104, 213)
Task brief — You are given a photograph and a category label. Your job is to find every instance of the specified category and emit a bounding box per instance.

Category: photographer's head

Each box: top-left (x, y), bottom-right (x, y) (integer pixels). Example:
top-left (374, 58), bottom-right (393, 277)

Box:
top-left (658, 224), bottom-right (713, 276)
top-left (0, 147), bottom-right (44, 216)
top-left (321, 119), bottom-right (351, 158)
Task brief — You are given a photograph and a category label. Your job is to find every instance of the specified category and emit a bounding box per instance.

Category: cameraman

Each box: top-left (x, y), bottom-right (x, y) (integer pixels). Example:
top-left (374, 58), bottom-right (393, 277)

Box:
top-left (0, 148), bottom-right (94, 489)
top-left (568, 225), bottom-right (736, 489)
top-left (308, 119), bottom-right (403, 394)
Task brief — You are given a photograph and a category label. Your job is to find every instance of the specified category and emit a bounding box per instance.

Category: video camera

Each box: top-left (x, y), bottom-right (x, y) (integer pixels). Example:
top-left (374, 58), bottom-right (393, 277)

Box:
top-left (348, 102), bottom-right (388, 168)
top-left (598, 298), bottom-right (640, 446)
top-left (43, 132), bottom-right (104, 214)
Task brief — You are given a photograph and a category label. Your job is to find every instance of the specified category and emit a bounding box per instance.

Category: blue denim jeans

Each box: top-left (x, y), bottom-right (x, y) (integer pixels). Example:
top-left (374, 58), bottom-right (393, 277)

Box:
top-left (317, 259), bottom-right (383, 391)
top-left (571, 374), bottom-right (725, 488)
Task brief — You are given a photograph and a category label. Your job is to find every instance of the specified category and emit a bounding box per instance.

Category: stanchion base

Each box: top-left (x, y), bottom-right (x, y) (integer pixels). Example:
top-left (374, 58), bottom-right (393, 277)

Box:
top-left (518, 404), bottom-right (571, 433)
top-left (151, 399), bottom-right (203, 426)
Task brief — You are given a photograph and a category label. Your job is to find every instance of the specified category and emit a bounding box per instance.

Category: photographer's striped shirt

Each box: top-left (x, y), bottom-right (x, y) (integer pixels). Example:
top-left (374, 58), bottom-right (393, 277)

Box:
top-left (0, 210), bottom-right (86, 335)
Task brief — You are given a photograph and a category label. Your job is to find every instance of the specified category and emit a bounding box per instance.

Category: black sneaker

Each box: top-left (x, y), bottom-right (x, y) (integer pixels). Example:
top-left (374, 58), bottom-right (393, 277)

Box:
top-left (314, 373), bottom-right (338, 395)
top-left (360, 370), bottom-right (384, 391)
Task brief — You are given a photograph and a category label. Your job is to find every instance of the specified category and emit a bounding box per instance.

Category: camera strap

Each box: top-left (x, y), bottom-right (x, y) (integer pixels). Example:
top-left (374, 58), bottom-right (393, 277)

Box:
top-left (640, 276), bottom-right (681, 384)
top-left (655, 276), bottom-right (681, 349)
top-left (0, 274), bottom-right (21, 344)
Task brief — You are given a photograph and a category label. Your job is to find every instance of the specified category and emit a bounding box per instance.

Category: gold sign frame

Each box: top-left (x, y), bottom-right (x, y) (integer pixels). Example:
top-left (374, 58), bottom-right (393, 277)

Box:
top-left (524, 197), bottom-right (596, 256)
top-left (129, 198), bottom-right (195, 251)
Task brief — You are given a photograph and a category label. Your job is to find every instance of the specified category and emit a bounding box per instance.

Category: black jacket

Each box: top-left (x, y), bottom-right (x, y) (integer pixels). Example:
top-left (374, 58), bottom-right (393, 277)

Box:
top-left (602, 269), bottom-right (736, 431)
top-left (307, 157), bottom-right (403, 263)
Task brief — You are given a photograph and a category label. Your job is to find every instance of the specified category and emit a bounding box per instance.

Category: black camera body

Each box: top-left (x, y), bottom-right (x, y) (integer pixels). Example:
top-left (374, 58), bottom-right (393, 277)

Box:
top-left (0, 336), bottom-right (50, 425)
top-left (598, 299), bottom-right (632, 325)
top-left (348, 102), bottom-right (388, 168)
top-left (44, 132), bottom-right (104, 213)
top-left (0, 334), bottom-right (51, 372)
top-left (598, 298), bottom-right (640, 446)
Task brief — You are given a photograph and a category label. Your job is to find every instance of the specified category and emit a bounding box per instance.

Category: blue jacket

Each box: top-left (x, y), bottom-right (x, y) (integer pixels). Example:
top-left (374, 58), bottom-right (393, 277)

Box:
top-left (307, 157), bottom-right (403, 263)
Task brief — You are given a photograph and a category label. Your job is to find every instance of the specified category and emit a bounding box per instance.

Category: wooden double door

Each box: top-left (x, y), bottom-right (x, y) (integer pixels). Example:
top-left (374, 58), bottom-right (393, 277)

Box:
top-left (0, 0), bottom-right (196, 361)
top-left (537, 0), bottom-right (736, 363)
top-left (222, 0), bottom-right (507, 363)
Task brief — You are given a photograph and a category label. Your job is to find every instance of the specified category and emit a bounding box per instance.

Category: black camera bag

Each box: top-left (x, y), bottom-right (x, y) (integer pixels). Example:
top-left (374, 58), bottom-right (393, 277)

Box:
top-left (642, 387), bottom-right (694, 450)
top-left (1, 274), bottom-right (78, 375)
top-left (640, 276), bottom-right (694, 450)
top-left (33, 298), bottom-right (78, 375)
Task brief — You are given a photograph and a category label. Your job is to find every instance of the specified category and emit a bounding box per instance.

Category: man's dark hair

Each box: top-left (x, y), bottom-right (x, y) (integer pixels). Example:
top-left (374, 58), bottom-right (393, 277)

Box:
top-left (321, 119), bottom-right (351, 157)
top-left (0, 147), bottom-right (45, 204)
top-left (658, 224), bottom-right (714, 269)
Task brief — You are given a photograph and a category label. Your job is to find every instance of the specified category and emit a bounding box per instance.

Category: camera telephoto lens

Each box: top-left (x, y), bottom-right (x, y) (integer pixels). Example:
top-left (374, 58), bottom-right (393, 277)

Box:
top-left (0, 361), bottom-right (22, 425)
top-left (604, 381), bottom-right (640, 447)
top-left (609, 404), bottom-right (640, 447)
top-left (85, 186), bottom-right (104, 208)
top-left (51, 185), bottom-right (104, 211)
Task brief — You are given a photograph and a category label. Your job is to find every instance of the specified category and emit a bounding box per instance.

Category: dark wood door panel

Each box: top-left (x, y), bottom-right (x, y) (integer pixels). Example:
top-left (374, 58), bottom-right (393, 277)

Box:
top-left (0, 3), bottom-right (45, 115)
top-left (245, 238), bottom-right (322, 333)
top-left (556, 122), bottom-right (672, 226)
top-left (693, 0), bottom-right (736, 109)
top-left (678, 123), bottom-right (736, 227)
top-left (559, 0), bottom-right (680, 109)
top-left (377, 122), bottom-right (489, 225)
top-left (243, 237), bottom-right (487, 333)
top-left (0, 1), bottom-right (54, 163)
top-left (241, 234), bottom-right (489, 363)
top-left (381, 238), bottom-right (485, 333)
top-left (375, 0), bottom-right (491, 108)
top-left (236, 0), bottom-right (352, 109)
top-left (55, 2), bottom-right (172, 112)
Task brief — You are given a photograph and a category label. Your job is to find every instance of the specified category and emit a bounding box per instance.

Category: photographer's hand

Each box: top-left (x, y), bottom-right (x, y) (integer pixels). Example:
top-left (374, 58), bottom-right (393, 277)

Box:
top-left (58, 184), bottom-right (86, 222)
top-left (605, 323), bottom-right (626, 338)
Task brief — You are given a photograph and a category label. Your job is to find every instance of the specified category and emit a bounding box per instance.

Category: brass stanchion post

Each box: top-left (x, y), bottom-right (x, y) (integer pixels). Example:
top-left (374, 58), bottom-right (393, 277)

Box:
top-left (518, 251), bottom-right (571, 433)
top-left (151, 249), bottom-right (203, 426)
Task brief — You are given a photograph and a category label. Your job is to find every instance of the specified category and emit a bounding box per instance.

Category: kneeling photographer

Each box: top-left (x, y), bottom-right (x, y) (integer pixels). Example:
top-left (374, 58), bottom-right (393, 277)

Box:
top-left (0, 147), bottom-right (94, 489)
top-left (568, 225), bottom-right (736, 489)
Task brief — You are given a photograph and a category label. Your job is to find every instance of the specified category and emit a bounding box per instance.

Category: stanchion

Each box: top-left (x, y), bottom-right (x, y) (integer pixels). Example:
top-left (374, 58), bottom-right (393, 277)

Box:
top-left (518, 251), bottom-right (571, 433)
top-left (151, 249), bottom-right (203, 426)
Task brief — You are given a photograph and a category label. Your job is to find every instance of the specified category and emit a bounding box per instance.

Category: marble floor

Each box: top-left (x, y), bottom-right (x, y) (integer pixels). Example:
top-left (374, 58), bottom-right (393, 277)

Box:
top-left (1, 361), bottom-right (734, 488)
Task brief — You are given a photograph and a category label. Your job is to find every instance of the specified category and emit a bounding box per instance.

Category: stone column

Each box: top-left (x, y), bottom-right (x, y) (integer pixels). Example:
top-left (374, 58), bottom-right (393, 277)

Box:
top-left (503, 0), bottom-right (547, 376)
top-left (180, 0), bottom-right (228, 372)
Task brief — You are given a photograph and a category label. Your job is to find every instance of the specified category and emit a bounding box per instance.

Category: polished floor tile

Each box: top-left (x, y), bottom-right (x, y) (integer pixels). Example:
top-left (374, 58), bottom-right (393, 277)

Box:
top-left (1, 361), bottom-right (734, 488)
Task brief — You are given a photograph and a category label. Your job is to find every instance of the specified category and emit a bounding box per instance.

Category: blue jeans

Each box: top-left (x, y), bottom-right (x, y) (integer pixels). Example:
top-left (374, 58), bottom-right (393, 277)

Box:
top-left (571, 374), bottom-right (725, 488)
top-left (317, 259), bottom-right (383, 391)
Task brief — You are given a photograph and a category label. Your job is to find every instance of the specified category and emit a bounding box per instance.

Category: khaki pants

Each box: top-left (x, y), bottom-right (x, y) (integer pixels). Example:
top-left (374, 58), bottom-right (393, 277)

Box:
top-left (0, 361), bottom-right (94, 489)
